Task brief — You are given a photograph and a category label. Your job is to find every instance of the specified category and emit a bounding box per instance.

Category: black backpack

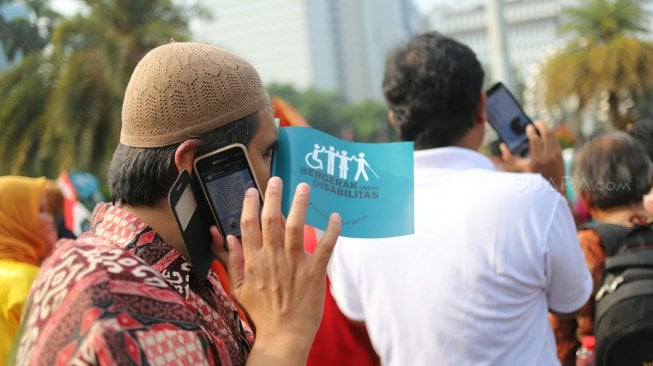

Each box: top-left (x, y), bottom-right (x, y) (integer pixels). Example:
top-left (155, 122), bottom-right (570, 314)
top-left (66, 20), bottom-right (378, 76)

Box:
top-left (580, 222), bottom-right (653, 366)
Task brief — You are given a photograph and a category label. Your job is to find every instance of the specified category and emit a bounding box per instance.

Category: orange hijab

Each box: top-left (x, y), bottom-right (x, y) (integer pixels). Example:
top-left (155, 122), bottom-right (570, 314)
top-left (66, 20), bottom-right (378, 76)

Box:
top-left (0, 176), bottom-right (47, 265)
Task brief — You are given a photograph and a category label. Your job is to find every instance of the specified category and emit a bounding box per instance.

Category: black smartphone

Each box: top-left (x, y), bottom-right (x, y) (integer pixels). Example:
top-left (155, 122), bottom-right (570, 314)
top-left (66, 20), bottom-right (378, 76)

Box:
top-left (168, 170), bottom-right (214, 282)
top-left (193, 143), bottom-right (263, 239)
top-left (486, 82), bottom-right (533, 156)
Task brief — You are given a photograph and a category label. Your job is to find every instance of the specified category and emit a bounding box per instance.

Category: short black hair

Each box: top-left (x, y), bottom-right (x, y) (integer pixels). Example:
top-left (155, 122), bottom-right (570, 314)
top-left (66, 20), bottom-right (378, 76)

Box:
top-left (107, 113), bottom-right (260, 207)
top-left (572, 131), bottom-right (652, 210)
top-left (382, 32), bottom-right (485, 149)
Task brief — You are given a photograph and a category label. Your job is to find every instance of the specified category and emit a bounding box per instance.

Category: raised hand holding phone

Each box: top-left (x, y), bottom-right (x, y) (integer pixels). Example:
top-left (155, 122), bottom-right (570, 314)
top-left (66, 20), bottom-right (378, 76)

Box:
top-left (499, 121), bottom-right (565, 195)
top-left (170, 143), bottom-right (264, 281)
top-left (217, 177), bottom-right (342, 365)
top-left (194, 143), bottom-right (263, 240)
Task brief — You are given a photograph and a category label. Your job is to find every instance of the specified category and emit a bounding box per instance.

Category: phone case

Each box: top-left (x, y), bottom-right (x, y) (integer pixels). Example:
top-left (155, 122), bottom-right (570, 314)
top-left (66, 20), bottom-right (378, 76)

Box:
top-left (193, 143), bottom-right (263, 239)
top-left (486, 82), bottom-right (532, 156)
top-left (168, 170), bottom-right (215, 284)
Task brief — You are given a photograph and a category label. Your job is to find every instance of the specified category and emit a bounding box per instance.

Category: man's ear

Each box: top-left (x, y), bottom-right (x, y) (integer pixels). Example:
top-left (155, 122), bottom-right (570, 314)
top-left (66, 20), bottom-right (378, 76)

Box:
top-left (174, 139), bottom-right (203, 174)
top-left (475, 90), bottom-right (487, 126)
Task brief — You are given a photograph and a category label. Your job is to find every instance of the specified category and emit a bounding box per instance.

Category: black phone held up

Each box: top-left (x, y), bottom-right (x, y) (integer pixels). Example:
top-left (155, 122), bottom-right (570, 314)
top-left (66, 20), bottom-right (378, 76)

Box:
top-left (193, 143), bottom-right (263, 240)
top-left (485, 82), bottom-right (533, 156)
top-left (168, 169), bottom-right (214, 283)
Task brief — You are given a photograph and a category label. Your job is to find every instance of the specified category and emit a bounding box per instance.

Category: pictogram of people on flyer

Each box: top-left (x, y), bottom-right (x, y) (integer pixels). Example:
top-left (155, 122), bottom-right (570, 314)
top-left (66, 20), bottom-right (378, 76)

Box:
top-left (305, 144), bottom-right (379, 181)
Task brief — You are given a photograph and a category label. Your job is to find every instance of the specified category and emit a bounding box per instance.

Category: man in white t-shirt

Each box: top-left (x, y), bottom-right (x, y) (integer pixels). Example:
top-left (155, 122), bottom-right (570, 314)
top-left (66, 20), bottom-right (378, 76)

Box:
top-left (328, 32), bottom-right (592, 365)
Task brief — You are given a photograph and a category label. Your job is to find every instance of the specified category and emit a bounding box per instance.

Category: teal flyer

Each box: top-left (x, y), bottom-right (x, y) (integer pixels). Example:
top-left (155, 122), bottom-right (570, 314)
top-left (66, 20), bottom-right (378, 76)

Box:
top-left (272, 127), bottom-right (414, 238)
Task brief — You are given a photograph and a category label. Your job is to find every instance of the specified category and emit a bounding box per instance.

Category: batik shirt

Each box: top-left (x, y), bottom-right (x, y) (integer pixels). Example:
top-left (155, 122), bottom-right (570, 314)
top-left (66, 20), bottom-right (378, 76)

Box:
top-left (549, 229), bottom-right (605, 366)
top-left (13, 203), bottom-right (252, 365)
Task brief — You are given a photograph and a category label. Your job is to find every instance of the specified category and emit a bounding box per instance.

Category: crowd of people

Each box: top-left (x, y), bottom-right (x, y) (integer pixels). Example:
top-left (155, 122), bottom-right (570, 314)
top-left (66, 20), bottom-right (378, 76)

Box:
top-left (1, 31), bottom-right (652, 365)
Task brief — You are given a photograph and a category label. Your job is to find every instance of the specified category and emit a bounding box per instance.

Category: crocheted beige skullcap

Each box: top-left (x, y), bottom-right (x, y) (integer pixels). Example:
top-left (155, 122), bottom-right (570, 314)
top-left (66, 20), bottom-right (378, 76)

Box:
top-left (121, 42), bottom-right (270, 147)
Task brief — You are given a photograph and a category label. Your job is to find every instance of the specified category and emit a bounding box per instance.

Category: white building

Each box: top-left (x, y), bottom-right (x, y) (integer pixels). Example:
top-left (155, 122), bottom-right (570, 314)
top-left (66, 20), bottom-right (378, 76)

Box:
top-left (425, 0), bottom-right (572, 86)
top-left (192, 0), bottom-right (420, 102)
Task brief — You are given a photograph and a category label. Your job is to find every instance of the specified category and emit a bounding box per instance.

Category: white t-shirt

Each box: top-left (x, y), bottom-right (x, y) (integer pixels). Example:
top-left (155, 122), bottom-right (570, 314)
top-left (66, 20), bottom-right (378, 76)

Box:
top-left (328, 147), bottom-right (592, 366)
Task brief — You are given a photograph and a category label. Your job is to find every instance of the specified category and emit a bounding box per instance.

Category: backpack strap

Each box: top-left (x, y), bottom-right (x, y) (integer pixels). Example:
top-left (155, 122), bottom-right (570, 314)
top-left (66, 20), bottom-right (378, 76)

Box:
top-left (579, 222), bottom-right (653, 256)
top-left (579, 222), bottom-right (631, 256)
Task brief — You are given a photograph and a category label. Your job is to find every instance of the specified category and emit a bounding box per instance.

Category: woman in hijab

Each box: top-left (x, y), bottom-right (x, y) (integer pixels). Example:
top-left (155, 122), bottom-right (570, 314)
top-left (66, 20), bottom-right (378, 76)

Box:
top-left (0, 176), bottom-right (57, 364)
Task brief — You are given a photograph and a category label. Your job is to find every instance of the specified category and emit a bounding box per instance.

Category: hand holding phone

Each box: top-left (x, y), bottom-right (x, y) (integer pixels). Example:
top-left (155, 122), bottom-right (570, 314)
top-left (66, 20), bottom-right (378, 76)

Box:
top-left (486, 82), bottom-right (533, 156)
top-left (194, 143), bottom-right (263, 239)
top-left (168, 144), bottom-right (263, 281)
top-left (223, 177), bottom-right (342, 362)
top-left (497, 120), bottom-right (566, 194)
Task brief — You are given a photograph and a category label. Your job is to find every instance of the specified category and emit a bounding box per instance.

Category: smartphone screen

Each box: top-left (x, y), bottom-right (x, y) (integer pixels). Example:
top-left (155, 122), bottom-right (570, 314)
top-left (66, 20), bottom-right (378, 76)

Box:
top-left (486, 82), bottom-right (533, 155)
top-left (194, 144), bottom-right (261, 238)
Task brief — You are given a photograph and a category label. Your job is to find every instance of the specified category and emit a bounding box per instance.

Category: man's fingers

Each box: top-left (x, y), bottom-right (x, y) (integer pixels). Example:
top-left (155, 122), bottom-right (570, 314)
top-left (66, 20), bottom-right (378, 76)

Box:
top-left (533, 120), bottom-right (550, 135)
top-left (209, 225), bottom-right (226, 252)
top-left (312, 213), bottom-right (341, 272)
top-left (535, 120), bottom-right (561, 155)
top-left (285, 183), bottom-right (311, 258)
top-left (261, 177), bottom-right (284, 249)
top-left (240, 186), bottom-right (263, 254)
top-left (499, 143), bottom-right (513, 163)
top-left (526, 124), bottom-right (542, 158)
top-left (226, 235), bottom-right (245, 294)
top-left (210, 225), bottom-right (229, 268)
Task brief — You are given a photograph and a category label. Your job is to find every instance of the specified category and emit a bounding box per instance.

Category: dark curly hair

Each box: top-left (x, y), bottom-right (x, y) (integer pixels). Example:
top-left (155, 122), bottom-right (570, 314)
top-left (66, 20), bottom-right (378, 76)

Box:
top-left (382, 32), bottom-right (484, 149)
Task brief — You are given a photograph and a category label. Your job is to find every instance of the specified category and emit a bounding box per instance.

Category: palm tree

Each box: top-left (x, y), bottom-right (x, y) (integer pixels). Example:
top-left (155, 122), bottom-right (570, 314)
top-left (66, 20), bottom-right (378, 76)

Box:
top-left (0, 0), bottom-right (59, 62)
top-left (0, 53), bottom-right (55, 174)
top-left (540, 0), bottom-right (653, 131)
top-left (0, 0), bottom-right (59, 175)
top-left (0, 0), bottom-right (206, 176)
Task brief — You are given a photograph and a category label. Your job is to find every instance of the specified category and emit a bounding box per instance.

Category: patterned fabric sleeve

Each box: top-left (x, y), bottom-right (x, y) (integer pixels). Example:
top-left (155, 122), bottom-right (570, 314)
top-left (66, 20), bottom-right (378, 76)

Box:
top-left (575, 229), bottom-right (607, 338)
top-left (14, 241), bottom-right (237, 365)
top-left (61, 321), bottom-right (222, 365)
top-left (550, 229), bottom-right (605, 366)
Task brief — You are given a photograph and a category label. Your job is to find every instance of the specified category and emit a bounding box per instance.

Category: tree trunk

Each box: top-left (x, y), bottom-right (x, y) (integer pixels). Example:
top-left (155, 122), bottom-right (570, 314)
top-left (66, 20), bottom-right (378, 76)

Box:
top-left (608, 90), bottom-right (627, 130)
top-left (570, 95), bottom-right (584, 139)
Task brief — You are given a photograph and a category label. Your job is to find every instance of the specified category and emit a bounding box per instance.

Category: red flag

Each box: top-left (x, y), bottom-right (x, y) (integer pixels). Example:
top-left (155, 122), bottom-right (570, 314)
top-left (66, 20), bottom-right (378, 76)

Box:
top-left (272, 96), bottom-right (310, 127)
top-left (57, 171), bottom-right (91, 236)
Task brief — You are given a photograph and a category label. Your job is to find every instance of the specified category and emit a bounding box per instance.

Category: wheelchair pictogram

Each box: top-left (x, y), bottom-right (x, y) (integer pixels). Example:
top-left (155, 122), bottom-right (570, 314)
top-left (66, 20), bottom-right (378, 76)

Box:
top-left (304, 144), bottom-right (379, 181)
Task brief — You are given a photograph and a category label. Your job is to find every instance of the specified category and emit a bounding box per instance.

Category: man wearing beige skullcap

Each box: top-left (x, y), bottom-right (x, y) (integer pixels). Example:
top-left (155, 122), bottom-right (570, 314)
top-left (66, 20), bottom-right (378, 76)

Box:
top-left (13, 42), bottom-right (341, 366)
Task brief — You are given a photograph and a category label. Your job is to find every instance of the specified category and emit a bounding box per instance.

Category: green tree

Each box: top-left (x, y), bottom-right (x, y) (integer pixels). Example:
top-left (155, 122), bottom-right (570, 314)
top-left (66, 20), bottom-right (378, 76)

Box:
top-left (0, 0), bottom-right (206, 176)
top-left (344, 100), bottom-right (394, 142)
top-left (267, 83), bottom-right (395, 141)
top-left (540, 0), bottom-right (653, 130)
top-left (267, 83), bottom-right (349, 137)
top-left (298, 88), bottom-right (349, 138)
top-left (0, 53), bottom-right (54, 174)
top-left (267, 82), bottom-right (303, 108)
top-left (0, 0), bottom-right (59, 62)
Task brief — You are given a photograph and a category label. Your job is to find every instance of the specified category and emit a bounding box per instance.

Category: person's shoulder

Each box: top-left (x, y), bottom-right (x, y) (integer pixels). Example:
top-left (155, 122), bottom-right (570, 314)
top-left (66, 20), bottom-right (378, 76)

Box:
top-left (41, 233), bottom-right (168, 288)
top-left (577, 227), bottom-right (602, 245)
top-left (43, 234), bottom-right (117, 267)
top-left (28, 233), bottom-right (187, 329)
top-left (483, 170), bottom-right (560, 198)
